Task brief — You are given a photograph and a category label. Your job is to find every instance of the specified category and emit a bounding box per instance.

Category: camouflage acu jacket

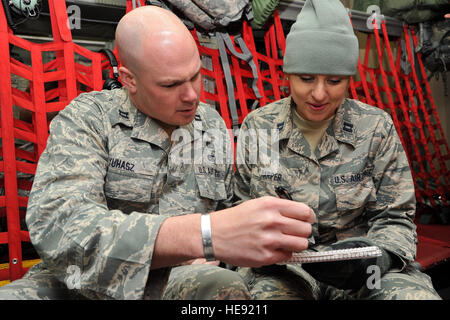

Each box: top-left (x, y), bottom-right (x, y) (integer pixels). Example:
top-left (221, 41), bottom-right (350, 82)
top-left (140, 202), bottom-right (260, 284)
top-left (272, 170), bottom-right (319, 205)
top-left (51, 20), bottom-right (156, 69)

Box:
top-left (26, 88), bottom-right (233, 299)
top-left (234, 97), bottom-right (417, 265)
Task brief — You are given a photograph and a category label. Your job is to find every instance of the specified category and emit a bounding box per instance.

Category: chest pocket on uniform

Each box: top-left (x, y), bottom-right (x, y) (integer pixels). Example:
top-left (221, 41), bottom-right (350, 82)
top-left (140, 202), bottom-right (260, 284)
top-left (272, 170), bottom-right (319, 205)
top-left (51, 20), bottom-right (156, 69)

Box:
top-left (333, 176), bottom-right (377, 228)
top-left (196, 175), bottom-right (227, 200)
top-left (334, 179), bottom-right (377, 210)
top-left (194, 174), bottom-right (228, 213)
top-left (249, 166), bottom-right (288, 199)
top-left (104, 169), bottom-right (153, 214)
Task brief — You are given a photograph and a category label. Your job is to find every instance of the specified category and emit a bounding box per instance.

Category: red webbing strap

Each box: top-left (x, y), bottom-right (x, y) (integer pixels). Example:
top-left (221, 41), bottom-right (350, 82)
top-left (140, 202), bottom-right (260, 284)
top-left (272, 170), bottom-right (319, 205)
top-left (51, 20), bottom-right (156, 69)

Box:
top-left (263, 15), bottom-right (284, 101)
top-left (360, 34), bottom-right (377, 106)
top-left (348, 14), bottom-right (364, 103)
top-left (372, 25), bottom-right (403, 127)
top-left (395, 39), bottom-right (434, 203)
top-left (51, 0), bottom-right (72, 42)
top-left (76, 45), bottom-right (104, 94)
top-left (49, 0), bottom-right (72, 117)
top-left (0, 5), bottom-right (23, 280)
top-left (348, 36), bottom-right (373, 105)
top-left (383, 22), bottom-right (445, 206)
top-left (270, 11), bottom-right (289, 100)
top-left (31, 42), bottom-right (49, 158)
top-left (242, 23), bottom-right (269, 107)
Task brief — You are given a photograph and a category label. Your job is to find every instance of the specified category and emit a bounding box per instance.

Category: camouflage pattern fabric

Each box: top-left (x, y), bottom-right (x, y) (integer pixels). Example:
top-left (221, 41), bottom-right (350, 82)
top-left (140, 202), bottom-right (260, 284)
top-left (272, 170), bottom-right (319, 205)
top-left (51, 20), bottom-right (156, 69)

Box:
top-left (0, 263), bottom-right (88, 300)
top-left (238, 263), bottom-right (440, 300)
top-left (234, 96), bottom-right (442, 300)
top-left (357, 263), bottom-right (441, 300)
top-left (160, 0), bottom-right (249, 30)
top-left (237, 264), bottom-right (324, 300)
top-left (0, 88), bottom-right (235, 300)
top-left (163, 264), bottom-right (251, 300)
top-left (353, 0), bottom-right (450, 24)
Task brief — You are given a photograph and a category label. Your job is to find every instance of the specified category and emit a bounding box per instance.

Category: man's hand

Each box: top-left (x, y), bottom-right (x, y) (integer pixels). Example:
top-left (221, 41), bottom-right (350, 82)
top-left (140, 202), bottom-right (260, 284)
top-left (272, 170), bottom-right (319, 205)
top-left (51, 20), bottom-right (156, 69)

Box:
top-left (211, 196), bottom-right (316, 268)
top-left (152, 196), bottom-right (315, 270)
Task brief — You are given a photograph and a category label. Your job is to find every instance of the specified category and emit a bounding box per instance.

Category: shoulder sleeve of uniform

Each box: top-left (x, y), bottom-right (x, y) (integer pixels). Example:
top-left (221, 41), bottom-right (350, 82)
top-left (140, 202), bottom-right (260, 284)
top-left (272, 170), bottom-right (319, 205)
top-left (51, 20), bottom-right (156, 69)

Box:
top-left (365, 110), bottom-right (417, 266)
top-left (196, 102), bottom-right (227, 130)
top-left (240, 98), bottom-right (290, 130)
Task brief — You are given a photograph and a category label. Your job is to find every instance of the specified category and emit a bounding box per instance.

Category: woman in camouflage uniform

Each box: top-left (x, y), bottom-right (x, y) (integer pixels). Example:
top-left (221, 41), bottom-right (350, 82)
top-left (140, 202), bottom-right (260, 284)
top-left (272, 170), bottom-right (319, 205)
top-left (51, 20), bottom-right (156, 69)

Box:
top-left (234, 0), bottom-right (441, 300)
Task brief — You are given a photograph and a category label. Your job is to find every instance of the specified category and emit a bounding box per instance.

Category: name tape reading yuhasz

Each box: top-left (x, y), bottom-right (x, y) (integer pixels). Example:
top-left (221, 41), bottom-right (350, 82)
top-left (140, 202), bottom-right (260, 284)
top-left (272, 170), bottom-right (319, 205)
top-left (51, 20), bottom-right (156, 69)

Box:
top-left (279, 246), bottom-right (383, 264)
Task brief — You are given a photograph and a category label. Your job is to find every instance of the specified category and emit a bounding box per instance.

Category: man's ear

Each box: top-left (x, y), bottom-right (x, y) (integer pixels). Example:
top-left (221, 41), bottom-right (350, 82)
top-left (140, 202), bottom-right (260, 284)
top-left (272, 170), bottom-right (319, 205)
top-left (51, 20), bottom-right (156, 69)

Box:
top-left (118, 66), bottom-right (137, 94)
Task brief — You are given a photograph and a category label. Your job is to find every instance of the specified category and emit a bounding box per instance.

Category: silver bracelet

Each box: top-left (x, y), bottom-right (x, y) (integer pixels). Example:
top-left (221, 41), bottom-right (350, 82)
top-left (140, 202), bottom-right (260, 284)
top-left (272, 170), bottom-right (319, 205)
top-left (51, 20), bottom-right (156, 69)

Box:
top-left (201, 213), bottom-right (215, 261)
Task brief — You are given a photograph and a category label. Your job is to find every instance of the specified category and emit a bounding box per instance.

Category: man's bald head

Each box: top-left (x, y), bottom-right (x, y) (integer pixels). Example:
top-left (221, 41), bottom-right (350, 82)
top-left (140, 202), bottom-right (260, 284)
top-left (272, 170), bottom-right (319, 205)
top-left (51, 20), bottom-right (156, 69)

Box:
top-left (114, 6), bottom-right (202, 135)
top-left (115, 6), bottom-right (197, 74)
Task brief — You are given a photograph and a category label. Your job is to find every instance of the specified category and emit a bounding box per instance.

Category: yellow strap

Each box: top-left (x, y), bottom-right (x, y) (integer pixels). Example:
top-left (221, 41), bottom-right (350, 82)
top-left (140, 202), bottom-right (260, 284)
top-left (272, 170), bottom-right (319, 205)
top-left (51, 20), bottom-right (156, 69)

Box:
top-left (0, 280), bottom-right (10, 287)
top-left (0, 259), bottom-right (41, 287)
top-left (0, 259), bottom-right (40, 270)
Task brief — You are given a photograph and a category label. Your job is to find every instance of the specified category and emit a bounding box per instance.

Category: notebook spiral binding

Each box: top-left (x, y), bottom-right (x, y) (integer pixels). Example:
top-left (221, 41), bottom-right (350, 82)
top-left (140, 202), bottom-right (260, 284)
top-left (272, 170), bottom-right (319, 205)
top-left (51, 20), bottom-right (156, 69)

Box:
top-left (278, 246), bottom-right (383, 264)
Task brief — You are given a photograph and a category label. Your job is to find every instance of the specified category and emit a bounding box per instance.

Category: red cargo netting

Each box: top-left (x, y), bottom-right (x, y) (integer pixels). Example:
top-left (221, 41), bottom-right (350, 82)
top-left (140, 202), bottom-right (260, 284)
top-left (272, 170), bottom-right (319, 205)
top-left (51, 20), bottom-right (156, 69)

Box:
top-left (349, 20), bottom-right (449, 210)
top-left (0, 0), bottom-right (105, 282)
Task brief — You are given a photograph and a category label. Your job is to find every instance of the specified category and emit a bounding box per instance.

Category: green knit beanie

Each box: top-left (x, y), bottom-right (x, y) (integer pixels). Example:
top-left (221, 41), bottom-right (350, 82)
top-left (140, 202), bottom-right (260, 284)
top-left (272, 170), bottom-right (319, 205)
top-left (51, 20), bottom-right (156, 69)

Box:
top-left (283, 0), bottom-right (359, 76)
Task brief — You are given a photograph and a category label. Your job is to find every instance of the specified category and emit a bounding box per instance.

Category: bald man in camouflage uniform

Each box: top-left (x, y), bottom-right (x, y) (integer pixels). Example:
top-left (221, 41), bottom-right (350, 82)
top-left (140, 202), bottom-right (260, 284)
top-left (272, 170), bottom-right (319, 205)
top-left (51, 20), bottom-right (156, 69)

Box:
top-left (0, 5), bottom-right (317, 300)
top-left (0, 86), bottom-right (251, 300)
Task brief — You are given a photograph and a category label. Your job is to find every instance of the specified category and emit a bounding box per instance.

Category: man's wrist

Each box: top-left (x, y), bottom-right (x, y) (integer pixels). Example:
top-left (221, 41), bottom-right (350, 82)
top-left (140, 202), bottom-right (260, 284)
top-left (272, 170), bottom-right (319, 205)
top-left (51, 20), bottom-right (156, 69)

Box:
top-left (201, 213), bottom-right (215, 261)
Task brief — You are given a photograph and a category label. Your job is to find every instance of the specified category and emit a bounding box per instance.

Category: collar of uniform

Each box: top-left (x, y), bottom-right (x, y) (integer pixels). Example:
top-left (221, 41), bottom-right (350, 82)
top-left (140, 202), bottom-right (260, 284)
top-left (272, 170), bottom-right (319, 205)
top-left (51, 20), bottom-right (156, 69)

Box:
top-left (314, 99), bottom-right (357, 160)
top-left (107, 89), bottom-right (169, 150)
top-left (283, 97), bottom-right (357, 160)
top-left (179, 103), bottom-right (209, 138)
top-left (132, 102), bottom-right (208, 151)
top-left (275, 97), bottom-right (296, 141)
top-left (131, 111), bottom-right (172, 151)
top-left (257, 97), bottom-right (314, 158)
top-left (281, 97), bottom-right (315, 158)
top-left (109, 88), bottom-right (137, 127)
top-left (331, 98), bottom-right (357, 148)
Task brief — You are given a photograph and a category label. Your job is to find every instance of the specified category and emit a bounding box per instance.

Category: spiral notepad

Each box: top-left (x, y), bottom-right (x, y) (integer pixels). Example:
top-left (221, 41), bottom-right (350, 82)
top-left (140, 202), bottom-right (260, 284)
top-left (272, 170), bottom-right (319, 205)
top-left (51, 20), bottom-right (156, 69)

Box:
top-left (278, 246), bottom-right (383, 264)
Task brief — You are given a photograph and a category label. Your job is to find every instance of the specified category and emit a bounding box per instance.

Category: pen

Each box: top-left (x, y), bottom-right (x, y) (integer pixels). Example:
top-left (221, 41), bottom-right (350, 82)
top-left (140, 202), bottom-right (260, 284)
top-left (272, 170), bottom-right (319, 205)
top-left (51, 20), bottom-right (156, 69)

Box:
top-left (275, 186), bottom-right (315, 245)
top-left (275, 186), bottom-right (292, 200)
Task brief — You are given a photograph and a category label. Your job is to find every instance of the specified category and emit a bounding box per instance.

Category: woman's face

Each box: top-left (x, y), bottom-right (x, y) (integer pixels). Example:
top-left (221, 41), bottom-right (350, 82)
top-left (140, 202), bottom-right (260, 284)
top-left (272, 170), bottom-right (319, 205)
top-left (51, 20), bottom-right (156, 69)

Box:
top-left (287, 74), bottom-right (350, 122)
